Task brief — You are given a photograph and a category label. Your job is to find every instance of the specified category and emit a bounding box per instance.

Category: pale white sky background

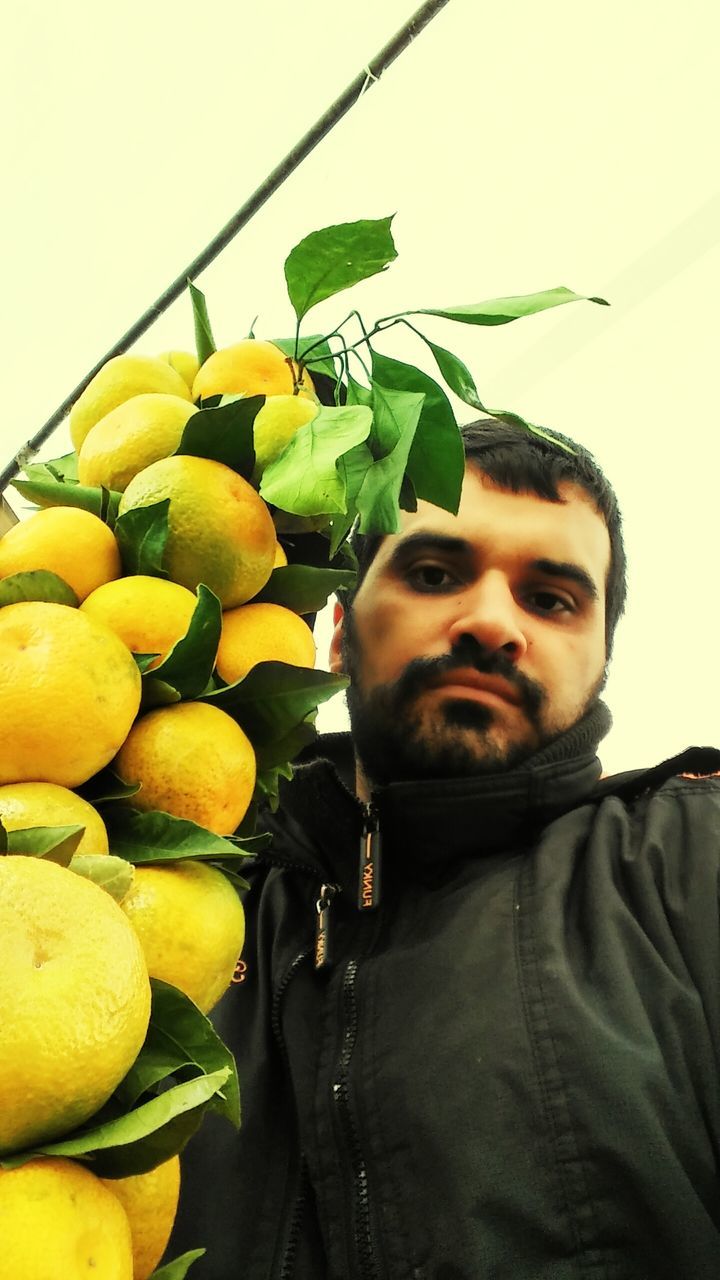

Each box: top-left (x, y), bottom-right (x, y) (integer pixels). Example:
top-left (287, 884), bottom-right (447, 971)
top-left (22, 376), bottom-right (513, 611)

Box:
top-left (4, 0), bottom-right (719, 776)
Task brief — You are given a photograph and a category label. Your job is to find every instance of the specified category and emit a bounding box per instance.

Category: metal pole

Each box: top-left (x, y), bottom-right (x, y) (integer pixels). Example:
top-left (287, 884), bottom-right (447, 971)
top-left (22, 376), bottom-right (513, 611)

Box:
top-left (1, 0), bottom-right (452, 497)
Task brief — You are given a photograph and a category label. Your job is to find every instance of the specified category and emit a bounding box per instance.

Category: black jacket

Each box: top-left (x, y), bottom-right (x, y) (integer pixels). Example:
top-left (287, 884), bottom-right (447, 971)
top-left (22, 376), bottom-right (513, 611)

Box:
top-left (170, 702), bottom-right (720, 1279)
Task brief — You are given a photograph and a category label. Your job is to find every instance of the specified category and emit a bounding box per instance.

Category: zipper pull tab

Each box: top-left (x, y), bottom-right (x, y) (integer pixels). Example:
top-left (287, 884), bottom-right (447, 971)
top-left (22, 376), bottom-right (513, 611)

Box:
top-left (315, 883), bottom-right (338, 970)
top-left (358, 802), bottom-right (382, 911)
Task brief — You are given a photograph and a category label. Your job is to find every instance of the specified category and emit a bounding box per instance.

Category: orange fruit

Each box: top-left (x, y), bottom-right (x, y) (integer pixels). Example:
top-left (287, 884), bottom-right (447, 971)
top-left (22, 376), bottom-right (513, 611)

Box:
top-left (0, 855), bottom-right (150, 1154)
top-left (102, 1155), bottom-right (180, 1280)
top-left (193, 338), bottom-right (314, 401)
top-left (0, 1157), bottom-right (133, 1279)
top-left (69, 355), bottom-right (192, 453)
top-left (117, 454), bottom-right (276, 607)
top-left (216, 602), bottom-right (315, 684)
top-left (252, 393), bottom-right (318, 478)
top-left (0, 602), bottom-right (141, 787)
top-left (157, 350), bottom-right (200, 391)
top-left (77, 392), bottom-right (198, 492)
top-left (80, 575), bottom-right (197, 669)
top-left (0, 782), bottom-right (109, 854)
top-left (114, 701), bottom-right (256, 835)
top-left (120, 863), bottom-right (245, 1013)
top-left (0, 506), bottom-right (121, 602)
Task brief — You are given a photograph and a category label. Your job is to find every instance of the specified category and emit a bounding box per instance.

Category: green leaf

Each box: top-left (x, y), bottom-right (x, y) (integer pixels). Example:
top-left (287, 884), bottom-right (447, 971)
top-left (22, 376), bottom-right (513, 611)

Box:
top-left (69, 853), bottom-right (134, 902)
top-left (202, 662), bottom-right (347, 748)
top-left (0, 1069), bottom-right (230, 1175)
top-left (414, 333), bottom-right (486, 412)
top-left (370, 351), bottom-right (464, 515)
top-left (104, 807), bottom-right (254, 864)
top-left (43, 452), bottom-right (78, 481)
top-left (78, 769), bottom-right (141, 805)
top-left (188, 280), bottom-right (216, 366)
top-left (175, 396), bottom-right (262, 481)
top-left (355, 387), bottom-right (425, 534)
top-left (400, 286), bottom-right (609, 327)
top-left (0, 570), bottom-right (78, 609)
top-left (284, 217), bottom-right (397, 321)
top-left (253, 717), bottom-right (317, 773)
top-left (90, 1107), bottom-right (206, 1178)
top-left (149, 1250), bottom-right (206, 1280)
top-left (252, 564), bottom-right (356, 614)
top-left (116, 980), bottom-right (240, 1127)
top-left (133, 653), bottom-right (160, 674)
top-left (328, 441), bottom-right (375, 558)
top-left (114, 499), bottom-right (170, 577)
top-left (139, 678), bottom-right (182, 710)
top-left (142, 585), bottom-right (222, 705)
top-left (4, 824), bottom-right (85, 866)
top-left (486, 408), bottom-right (579, 453)
top-left (346, 374), bottom-right (373, 408)
top-left (413, 332), bottom-right (579, 457)
top-left (272, 335), bottom-right (337, 382)
top-left (12, 467), bottom-right (121, 525)
top-left (259, 404), bottom-right (372, 516)
top-left (254, 762), bottom-right (293, 812)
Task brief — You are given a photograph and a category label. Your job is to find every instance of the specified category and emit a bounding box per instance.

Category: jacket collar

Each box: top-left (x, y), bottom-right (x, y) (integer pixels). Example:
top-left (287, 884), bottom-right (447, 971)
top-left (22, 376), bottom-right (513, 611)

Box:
top-left (264, 700), bottom-right (619, 890)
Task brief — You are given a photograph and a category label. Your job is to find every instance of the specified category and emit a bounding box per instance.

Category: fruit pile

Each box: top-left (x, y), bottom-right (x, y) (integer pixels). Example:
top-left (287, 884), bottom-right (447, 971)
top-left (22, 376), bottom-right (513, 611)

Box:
top-left (0, 216), bottom-right (605, 1277)
top-left (0, 337), bottom-right (347, 1279)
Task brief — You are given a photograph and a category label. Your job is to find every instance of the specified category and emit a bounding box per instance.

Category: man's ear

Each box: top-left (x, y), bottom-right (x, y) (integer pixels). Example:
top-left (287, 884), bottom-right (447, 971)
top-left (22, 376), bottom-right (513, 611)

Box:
top-left (329, 600), bottom-right (345, 674)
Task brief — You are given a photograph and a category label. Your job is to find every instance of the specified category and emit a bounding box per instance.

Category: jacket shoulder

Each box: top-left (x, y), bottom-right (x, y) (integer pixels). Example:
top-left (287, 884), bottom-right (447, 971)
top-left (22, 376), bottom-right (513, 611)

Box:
top-left (595, 745), bottom-right (720, 806)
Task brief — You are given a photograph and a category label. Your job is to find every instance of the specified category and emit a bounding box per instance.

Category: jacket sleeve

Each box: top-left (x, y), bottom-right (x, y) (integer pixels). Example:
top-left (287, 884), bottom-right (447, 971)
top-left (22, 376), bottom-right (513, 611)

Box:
top-left (640, 776), bottom-right (720, 1058)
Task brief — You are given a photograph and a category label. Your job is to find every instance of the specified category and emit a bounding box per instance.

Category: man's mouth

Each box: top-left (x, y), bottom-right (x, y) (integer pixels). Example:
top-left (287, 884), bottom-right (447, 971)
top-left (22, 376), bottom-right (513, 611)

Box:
top-left (428, 668), bottom-right (521, 706)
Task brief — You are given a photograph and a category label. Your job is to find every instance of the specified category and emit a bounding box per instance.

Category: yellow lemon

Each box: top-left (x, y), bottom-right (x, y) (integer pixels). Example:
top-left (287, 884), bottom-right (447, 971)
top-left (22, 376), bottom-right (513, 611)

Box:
top-left (0, 781), bottom-right (108, 854)
top-left (252, 393), bottom-right (319, 478)
top-left (78, 393), bottom-right (199, 492)
top-left (118, 454), bottom-right (276, 608)
top-left (273, 541), bottom-right (288, 567)
top-left (157, 350), bottom-right (200, 392)
top-left (0, 602), bottom-right (142, 787)
top-left (193, 338), bottom-right (314, 402)
top-left (216, 602), bottom-right (315, 685)
top-left (114, 701), bottom-right (255, 835)
top-left (70, 355), bottom-right (192, 453)
top-left (0, 856), bottom-right (151, 1154)
top-left (81, 575), bottom-right (198, 670)
top-left (0, 1157), bottom-right (133, 1280)
top-left (120, 864), bottom-right (245, 1013)
top-left (102, 1155), bottom-right (180, 1280)
top-left (0, 506), bottom-right (122, 602)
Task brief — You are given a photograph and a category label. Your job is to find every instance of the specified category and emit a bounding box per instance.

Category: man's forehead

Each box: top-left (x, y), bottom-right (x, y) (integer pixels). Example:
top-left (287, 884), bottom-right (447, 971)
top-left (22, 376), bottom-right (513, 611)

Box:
top-left (371, 469), bottom-right (611, 583)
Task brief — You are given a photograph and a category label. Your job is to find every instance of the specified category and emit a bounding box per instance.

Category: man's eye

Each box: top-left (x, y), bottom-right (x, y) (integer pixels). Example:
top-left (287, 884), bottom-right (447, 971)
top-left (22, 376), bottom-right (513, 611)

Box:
top-left (528, 590), bottom-right (574, 615)
top-left (406, 564), bottom-right (458, 591)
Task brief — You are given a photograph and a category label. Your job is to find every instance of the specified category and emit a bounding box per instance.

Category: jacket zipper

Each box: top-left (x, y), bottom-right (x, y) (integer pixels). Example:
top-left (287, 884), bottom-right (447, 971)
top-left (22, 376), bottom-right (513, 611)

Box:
top-left (278, 1153), bottom-right (310, 1280)
top-left (358, 799), bottom-right (382, 910)
top-left (270, 799), bottom-right (381, 1278)
top-left (272, 945), bottom-right (313, 1280)
top-left (333, 957), bottom-right (379, 1280)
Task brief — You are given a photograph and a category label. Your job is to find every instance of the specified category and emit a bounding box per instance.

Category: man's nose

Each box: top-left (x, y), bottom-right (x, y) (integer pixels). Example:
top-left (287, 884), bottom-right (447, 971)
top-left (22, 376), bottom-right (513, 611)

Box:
top-left (446, 573), bottom-right (528, 661)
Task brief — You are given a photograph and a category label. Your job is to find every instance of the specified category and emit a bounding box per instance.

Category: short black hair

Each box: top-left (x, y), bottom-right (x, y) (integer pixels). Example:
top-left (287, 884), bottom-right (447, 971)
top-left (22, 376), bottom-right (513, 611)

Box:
top-left (341, 417), bottom-right (628, 662)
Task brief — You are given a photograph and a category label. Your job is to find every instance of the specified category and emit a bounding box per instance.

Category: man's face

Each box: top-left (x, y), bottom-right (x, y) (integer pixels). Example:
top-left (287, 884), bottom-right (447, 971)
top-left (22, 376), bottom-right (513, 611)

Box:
top-left (330, 465), bottom-right (611, 793)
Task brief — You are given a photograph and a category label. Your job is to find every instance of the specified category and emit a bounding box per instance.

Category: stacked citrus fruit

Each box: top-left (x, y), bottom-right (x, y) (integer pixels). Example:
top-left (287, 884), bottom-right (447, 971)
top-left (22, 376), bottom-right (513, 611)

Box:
top-left (0, 337), bottom-right (321, 1277)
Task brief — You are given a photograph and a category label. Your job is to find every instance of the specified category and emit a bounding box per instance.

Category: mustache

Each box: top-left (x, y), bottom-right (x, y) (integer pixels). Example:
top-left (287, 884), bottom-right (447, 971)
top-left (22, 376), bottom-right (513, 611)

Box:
top-left (391, 635), bottom-right (527, 708)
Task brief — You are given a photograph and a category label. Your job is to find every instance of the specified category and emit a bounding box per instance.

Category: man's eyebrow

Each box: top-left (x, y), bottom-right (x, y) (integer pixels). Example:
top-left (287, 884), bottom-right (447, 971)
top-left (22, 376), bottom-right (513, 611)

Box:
top-left (530, 558), bottom-right (599, 604)
top-left (387, 533), bottom-right (470, 564)
top-left (386, 535), bottom-right (600, 603)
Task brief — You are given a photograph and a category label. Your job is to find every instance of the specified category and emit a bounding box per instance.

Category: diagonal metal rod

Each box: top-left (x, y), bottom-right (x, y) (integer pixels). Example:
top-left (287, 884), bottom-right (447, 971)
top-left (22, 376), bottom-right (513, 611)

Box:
top-left (1, 0), bottom-right (452, 498)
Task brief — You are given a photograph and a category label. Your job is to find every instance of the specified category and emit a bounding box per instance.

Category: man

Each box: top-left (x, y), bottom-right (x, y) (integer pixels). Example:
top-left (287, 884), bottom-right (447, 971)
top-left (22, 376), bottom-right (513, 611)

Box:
top-left (171, 419), bottom-right (720, 1279)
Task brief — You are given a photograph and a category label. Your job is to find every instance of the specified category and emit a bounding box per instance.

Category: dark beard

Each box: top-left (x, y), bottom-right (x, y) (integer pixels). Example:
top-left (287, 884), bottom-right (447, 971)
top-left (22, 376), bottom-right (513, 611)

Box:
top-left (341, 615), bottom-right (606, 788)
